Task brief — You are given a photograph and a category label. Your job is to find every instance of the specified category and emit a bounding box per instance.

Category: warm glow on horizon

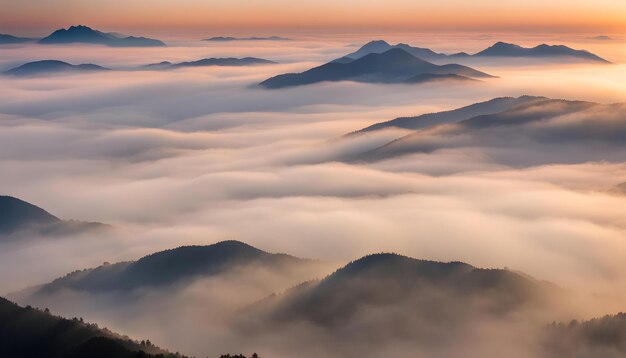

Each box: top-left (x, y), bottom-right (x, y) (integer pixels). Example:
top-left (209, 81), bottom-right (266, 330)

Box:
top-left (2, 0), bottom-right (626, 35)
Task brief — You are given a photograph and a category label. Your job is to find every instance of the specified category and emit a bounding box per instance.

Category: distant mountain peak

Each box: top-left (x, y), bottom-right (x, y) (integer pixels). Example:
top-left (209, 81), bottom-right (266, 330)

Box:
top-left (0, 196), bottom-right (59, 233)
top-left (260, 47), bottom-right (491, 89)
top-left (0, 195), bottom-right (108, 236)
top-left (362, 39), bottom-right (391, 48)
top-left (4, 60), bottom-right (110, 76)
top-left (475, 41), bottom-right (609, 62)
top-left (343, 39), bottom-right (610, 64)
top-left (38, 25), bottom-right (165, 47)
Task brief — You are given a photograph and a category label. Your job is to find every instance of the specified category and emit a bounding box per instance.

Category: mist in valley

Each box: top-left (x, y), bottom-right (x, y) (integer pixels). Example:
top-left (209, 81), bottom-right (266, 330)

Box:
top-left (1, 32), bottom-right (626, 357)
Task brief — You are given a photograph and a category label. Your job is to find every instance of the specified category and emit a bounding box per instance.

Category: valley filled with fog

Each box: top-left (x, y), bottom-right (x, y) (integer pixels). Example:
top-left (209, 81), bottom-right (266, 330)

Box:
top-left (1, 32), bottom-right (626, 357)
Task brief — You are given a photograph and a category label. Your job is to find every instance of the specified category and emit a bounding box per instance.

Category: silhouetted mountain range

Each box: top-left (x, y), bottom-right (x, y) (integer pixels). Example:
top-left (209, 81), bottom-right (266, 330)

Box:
top-left (38, 25), bottom-right (165, 47)
top-left (0, 196), bottom-right (108, 236)
top-left (0, 34), bottom-right (37, 44)
top-left (0, 296), bottom-right (183, 358)
top-left (260, 48), bottom-right (492, 89)
top-left (204, 36), bottom-right (290, 41)
top-left (337, 40), bottom-right (465, 63)
top-left (142, 57), bottom-right (275, 70)
top-left (249, 253), bottom-right (554, 327)
top-left (350, 95), bottom-right (545, 135)
top-left (356, 97), bottom-right (626, 164)
top-left (4, 60), bottom-right (110, 76)
top-left (341, 40), bottom-right (609, 64)
top-left (469, 42), bottom-right (609, 63)
top-left (27, 240), bottom-right (322, 293)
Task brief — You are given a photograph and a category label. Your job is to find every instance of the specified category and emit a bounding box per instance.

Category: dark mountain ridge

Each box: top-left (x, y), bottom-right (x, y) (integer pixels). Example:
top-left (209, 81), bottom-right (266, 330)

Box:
top-left (342, 40), bottom-right (610, 64)
top-left (349, 95), bottom-right (546, 135)
top-left (472, 41), bottom-right (609, 63)
top-left (38, 25), bottom-right (165, 47)
top-left (142, 57), bottom-right (275, 70)
top-left (0, 34), bottom-right (37, 44)
top-left (0, 195), bottom-right (108, 236)
top-left (0, 296), bottom-right (183, 358)
top-left (4, 60), bottom-right (110, 76)
top-left (250, 253), bottom-right (554, 327)
top-left (357, 97), bottom-right (626, 164)
top-left (30, 240), bottom-right (322, 293)
top-left (338, 40), bottom-right (461, 62)
top-left (260, 48), bottom-right (492, 89)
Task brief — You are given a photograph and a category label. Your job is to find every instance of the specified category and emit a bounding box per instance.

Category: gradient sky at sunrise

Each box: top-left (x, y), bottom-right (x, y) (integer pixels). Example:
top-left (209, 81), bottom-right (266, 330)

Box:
top-left (2, 0), bottom-right (626, 35)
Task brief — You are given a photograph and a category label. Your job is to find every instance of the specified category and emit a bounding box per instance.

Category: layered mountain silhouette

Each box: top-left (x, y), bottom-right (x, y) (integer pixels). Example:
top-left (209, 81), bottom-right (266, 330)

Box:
top-left (204, 36), bottom-right (290, 41)
top-left (0, 34), bottom-right (37, 44)
top-left (260, 48), bottom-right (492, 89)
top-left (0, 196), bottom-right (107, 236)
top-left (469, 42), bottom-right (610, 62)
top-left (38, 25), bottom-right (165, 47)
top-left (357, 97), bottom-right (625, 163)
top-left (350, 95), bottom-right (546, 135)
top-left (25, 240), bottom-right (323, 293)
top-left (4, 60), bottom-right (110, 76)
top-left (248, 253), bottom-right (554, 327)
top-left (341, 40), bottom-right (609, 64)
top-left (142, 57), bottom-right (275, 70)
top-left (337, 40), bottom-right (466, 63)
top-left (0, 296), bottom-right (183, 358)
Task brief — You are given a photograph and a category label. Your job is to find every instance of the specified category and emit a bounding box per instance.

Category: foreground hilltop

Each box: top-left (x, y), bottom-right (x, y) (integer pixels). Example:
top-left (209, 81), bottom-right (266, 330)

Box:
top-left (0, 296), bottom-right (184, 358)
top-left (247, 252), bottom-right (556, 328)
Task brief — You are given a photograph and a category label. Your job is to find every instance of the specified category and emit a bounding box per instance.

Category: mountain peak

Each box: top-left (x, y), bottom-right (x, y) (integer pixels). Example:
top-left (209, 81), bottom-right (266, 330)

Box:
top-left (260, 46), bottom-right (491, 89)
top-left (364, 39), bottom-right (390, 46)
top-left (68, 24), bottom-right (93, 31)
top-left (38, 25), bottom-right (165, 47)
top-left (474, 42), bottom-right (609, 62)
top-left (4, 60), bottom-right (109, 76)
top-left (0, 196), bottom-right (59, 234)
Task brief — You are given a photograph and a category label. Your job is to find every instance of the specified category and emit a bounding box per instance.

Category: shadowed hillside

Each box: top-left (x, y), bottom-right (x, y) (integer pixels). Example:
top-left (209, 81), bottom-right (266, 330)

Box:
top-left (0, 195), bottom-right (59, 233)
top-left (356, 97), bottom-right (626, 166)
top-left (349, 95), bottom-right (545, 135)
top-left (26, 240), bottom-right (324, 293)
top-left (248, 253), bottom-right (555, 327)
top-left (0, 196), bottom-right (108, 236)
top-left (4, 60), bottom-right (110, 76)
top-left (0, 296), bottom-right (184, 358)
top-left (545, 313), bottom-right (626, 357)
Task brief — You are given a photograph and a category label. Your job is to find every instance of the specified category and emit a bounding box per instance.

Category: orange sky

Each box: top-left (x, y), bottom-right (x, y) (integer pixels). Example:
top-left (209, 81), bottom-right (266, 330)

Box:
top-left (2, 0), bottom-right (626, 35)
